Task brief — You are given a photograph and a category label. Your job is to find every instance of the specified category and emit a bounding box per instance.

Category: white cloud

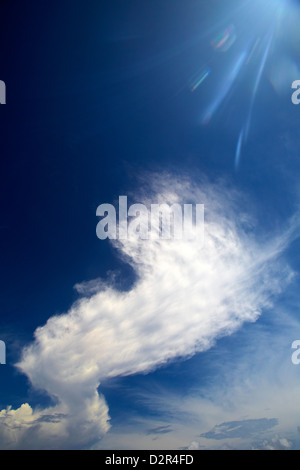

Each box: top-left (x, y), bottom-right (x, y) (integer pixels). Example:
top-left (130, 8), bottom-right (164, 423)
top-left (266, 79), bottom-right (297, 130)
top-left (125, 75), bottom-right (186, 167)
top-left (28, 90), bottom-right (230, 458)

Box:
top-left (1, 174), bottom-right (297, 449)
top-left (116, 299), bottom-right (300, 450)
top-left (252, 436), bottom-right (294, 450)
top-left (185, 435), bottom-right (294, 451)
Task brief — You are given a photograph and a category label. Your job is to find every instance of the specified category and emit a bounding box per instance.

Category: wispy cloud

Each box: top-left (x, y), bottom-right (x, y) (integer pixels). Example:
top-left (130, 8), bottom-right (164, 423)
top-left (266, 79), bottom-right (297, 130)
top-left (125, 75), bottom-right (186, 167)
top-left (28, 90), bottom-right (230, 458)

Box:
top-left (0, 173), bottom-right (297, 449)
top-left (200, 418), bottom-right (278, 440)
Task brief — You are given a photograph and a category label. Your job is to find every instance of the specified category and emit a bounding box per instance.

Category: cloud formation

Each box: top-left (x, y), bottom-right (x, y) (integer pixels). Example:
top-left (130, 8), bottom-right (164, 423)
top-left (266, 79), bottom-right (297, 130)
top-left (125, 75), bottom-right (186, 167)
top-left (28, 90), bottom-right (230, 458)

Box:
top-left (200, 418), bottom-right (278, 440)
top-left (252, 435), bottom-right (294, 450)
top-left (0, 174), bottom-right (297, 449)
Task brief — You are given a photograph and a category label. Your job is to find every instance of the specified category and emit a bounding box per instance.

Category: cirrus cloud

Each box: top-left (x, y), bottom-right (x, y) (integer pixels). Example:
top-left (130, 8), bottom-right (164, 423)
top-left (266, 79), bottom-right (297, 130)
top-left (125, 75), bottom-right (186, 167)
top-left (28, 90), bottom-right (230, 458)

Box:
top-left (0, 173), bottom-right (297, 449)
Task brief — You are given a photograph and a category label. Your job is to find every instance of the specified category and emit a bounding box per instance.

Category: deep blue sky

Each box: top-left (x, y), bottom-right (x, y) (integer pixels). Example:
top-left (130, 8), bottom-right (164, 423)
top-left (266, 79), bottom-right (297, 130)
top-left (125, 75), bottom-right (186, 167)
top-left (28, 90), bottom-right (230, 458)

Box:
top-left (1, 0), bottom-right (300, 449)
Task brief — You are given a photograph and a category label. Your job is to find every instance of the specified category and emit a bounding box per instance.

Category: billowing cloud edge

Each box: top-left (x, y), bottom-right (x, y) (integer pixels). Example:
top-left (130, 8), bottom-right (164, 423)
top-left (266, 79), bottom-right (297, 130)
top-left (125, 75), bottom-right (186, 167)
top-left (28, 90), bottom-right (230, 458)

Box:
top-left (0, 173), bottom-right (298, 449)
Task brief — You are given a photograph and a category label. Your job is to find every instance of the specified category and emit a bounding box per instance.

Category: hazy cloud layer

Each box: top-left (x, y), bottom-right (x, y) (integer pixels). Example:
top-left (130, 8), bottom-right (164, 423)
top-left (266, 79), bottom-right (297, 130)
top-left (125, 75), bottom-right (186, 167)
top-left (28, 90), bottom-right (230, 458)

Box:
top-left (200, 418), bottom-right (278, 440)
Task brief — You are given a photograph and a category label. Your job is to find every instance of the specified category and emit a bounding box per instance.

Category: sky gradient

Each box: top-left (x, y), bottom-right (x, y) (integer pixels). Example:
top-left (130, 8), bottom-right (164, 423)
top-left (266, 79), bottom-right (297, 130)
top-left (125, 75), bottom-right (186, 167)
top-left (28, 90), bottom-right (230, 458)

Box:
top-left (1, 0), bottom-right (300, 450)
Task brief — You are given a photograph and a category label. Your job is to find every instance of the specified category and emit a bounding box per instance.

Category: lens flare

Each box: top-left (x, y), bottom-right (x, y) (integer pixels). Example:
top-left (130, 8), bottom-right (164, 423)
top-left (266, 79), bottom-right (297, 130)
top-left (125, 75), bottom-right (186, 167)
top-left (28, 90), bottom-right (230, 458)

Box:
top-left (190, 0), bottom-right (300, 168)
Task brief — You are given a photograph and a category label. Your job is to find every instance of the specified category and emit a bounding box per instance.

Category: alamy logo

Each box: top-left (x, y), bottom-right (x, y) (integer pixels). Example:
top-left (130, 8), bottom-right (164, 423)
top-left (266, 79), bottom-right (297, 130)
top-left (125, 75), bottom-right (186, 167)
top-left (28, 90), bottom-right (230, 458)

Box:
top-left (0, 80), bottom-right (6, 104)
top-left (0, 341), bottom-right (6, 364)
top-left (291, 80), bottom-right (300, 105)
top-left (291, 340), bottom-right (300, 365)
top-left (96, 196), bottom-right (204, 241)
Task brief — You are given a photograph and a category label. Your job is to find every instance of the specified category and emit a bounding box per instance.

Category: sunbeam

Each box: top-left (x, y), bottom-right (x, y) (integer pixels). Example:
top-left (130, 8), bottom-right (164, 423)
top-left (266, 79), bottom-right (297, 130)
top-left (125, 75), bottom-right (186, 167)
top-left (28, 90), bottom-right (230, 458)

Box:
top-left (190, 0), bottom-right (300, 168)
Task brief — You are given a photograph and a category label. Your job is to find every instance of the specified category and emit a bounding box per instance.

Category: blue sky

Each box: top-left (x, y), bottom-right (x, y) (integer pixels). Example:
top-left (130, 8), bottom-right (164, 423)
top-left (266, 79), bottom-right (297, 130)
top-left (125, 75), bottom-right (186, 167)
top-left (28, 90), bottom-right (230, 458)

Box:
top-left (1, 0), bottom-right (300, 449)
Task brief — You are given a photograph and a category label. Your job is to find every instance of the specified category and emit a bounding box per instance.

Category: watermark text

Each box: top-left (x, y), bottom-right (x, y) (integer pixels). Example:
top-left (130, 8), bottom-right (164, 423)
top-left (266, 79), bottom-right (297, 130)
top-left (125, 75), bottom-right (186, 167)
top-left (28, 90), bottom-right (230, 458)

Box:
top-left (0, 341), bottom-right (6, 364)
top-left (0, 80), bottom-right (6, 104)
top-left (96, 197), bottom-right (204, 242)
top-left (291, 80), bottom-right (300, 105)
